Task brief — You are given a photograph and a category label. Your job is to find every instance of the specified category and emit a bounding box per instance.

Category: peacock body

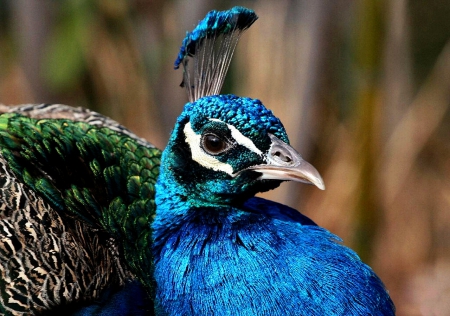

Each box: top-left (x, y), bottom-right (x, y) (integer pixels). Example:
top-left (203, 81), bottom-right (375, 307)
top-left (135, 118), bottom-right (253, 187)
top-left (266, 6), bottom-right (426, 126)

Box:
top-left (0, 6), bottom-right (395, 315)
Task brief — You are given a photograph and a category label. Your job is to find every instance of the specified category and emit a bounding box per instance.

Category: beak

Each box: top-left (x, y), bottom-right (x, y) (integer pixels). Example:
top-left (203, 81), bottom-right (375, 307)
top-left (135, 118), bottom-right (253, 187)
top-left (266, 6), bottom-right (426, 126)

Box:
top-left (236, 134), bottom-right (325, 190)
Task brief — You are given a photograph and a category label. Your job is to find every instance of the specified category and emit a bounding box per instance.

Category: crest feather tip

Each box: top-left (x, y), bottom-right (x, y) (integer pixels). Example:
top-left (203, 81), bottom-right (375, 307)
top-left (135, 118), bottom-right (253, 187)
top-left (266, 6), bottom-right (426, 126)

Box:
top-left (174, 7), bottom-right (258, 102)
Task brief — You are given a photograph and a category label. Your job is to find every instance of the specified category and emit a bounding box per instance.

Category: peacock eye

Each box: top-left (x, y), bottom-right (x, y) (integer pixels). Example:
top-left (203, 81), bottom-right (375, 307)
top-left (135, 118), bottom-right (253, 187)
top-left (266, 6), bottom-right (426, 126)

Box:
top-left (201, 133), bottom-right (229, 155)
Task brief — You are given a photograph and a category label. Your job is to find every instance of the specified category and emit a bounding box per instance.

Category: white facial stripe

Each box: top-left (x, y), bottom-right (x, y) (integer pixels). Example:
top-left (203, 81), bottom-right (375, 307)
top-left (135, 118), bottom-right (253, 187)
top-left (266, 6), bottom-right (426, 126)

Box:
top-left (183, 122), bottom-right (234, 175)
top-left (209, 119), bottom-right (262, 156)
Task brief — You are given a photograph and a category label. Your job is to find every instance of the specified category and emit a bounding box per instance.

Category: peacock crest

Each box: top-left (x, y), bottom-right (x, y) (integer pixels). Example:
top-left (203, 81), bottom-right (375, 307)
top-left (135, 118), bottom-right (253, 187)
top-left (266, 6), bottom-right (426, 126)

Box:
top-left (174, 7), bottom-right (258, 102)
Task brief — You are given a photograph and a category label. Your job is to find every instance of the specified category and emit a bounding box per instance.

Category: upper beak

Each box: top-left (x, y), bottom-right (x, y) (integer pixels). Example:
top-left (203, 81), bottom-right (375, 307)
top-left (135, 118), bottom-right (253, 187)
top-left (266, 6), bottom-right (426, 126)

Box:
top-left (236, 134), bottom-right (325, 190)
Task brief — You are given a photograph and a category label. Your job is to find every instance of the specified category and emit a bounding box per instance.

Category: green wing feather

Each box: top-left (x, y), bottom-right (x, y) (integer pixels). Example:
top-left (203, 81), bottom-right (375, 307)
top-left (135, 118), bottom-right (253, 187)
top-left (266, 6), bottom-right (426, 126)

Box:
top-left (0, 106), bottom-right (160, 314)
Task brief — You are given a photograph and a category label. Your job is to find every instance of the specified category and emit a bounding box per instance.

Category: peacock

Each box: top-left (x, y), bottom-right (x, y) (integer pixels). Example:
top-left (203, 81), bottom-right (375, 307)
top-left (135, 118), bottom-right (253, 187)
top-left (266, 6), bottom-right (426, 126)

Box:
top-left (153, 7), bottom-right (395, 315)
top-left (0, 6), bottom-right (395, 315)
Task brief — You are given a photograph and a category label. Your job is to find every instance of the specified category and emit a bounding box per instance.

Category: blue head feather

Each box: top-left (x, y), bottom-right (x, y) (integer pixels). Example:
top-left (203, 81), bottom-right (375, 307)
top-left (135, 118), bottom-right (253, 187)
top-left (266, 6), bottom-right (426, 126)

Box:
top-left (154, 94), bottom-right (290, 212)
top-left (181, 94), bottom-right (289, 148)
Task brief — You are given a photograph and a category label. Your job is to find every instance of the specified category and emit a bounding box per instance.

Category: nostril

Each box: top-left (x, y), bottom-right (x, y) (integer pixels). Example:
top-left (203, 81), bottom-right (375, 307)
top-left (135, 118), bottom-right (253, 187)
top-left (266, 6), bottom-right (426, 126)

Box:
top-left (273, 151), bottom-right (292, 163)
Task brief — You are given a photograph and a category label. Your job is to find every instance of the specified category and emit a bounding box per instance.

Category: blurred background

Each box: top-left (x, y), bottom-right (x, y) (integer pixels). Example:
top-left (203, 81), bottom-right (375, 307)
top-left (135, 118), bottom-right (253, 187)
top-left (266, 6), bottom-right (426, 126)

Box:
top-left (0, 0), bottom-right (449, 314)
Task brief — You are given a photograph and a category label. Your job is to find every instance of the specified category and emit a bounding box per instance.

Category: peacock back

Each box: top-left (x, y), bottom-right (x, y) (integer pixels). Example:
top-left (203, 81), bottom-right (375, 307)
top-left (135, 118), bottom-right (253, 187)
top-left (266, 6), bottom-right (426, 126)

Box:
top-left (0, 104), bottom-right (160, 315)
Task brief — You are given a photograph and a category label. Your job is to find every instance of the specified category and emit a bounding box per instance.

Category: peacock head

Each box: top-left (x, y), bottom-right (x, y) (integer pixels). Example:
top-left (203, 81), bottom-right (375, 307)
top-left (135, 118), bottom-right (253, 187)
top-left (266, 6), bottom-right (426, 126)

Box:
top-left (161, 7), bottom-right (324, 207)
top-left (160, 94), bottom-right (325, 207)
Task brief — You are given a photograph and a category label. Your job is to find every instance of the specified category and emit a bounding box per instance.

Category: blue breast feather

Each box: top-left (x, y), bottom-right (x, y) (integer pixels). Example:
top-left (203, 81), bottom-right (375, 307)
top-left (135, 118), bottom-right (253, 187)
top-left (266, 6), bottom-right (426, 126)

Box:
top-left (153, 197), bottom-right (394, 315)
top-left (58, 281), bottom-right (150, 316)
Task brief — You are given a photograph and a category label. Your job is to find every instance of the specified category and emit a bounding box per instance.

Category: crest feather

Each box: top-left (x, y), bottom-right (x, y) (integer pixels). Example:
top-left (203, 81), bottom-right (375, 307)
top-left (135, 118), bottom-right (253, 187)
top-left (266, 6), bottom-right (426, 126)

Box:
top-left (174, 7), bottom-right (258, 102)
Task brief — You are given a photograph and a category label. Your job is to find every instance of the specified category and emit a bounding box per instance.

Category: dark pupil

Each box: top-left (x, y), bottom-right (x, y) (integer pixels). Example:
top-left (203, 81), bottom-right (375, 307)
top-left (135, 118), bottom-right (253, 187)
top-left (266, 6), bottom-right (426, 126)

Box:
top-left (204, 134), bottom-right (225, 153)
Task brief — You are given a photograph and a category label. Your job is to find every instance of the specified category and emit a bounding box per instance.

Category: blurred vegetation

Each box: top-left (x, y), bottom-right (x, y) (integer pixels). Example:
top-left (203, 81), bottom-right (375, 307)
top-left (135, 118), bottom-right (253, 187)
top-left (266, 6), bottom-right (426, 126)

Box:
top-left (1, 0), bottom-right (450, 314)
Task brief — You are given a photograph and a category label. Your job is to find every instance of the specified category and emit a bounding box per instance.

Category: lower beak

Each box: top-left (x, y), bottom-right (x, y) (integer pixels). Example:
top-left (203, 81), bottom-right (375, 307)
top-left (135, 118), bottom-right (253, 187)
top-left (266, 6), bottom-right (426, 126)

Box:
top-left (236, 134), bottom-right (325, 190)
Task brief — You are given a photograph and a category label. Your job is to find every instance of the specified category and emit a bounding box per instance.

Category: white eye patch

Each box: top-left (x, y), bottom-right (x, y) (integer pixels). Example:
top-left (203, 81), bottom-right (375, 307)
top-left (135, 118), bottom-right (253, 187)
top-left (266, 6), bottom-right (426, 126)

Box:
top-left (184, 122), bottom-right (234, 175)
top-left (209, 119), bottom-right (262, 156)
top-left (183, 119), bottom-right (263, 174)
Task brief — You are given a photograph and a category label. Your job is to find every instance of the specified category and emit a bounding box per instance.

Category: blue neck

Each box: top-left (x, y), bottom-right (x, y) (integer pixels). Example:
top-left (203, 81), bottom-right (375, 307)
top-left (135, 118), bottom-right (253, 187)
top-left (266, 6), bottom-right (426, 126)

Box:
top-left (152, 159), bottom-right (192, 246)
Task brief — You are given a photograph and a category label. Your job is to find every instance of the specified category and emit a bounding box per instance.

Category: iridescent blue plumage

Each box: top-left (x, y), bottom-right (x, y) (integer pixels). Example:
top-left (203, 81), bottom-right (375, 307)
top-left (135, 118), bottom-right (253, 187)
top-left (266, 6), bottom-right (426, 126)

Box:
top-left (152, 94), bottom-right (395, 315)
top-left (185, 95), bottom-right (289, 151)
top-left (151, 6), bottom-right (395, 314)
top-left (70, 281), bottom-right (150, 316)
